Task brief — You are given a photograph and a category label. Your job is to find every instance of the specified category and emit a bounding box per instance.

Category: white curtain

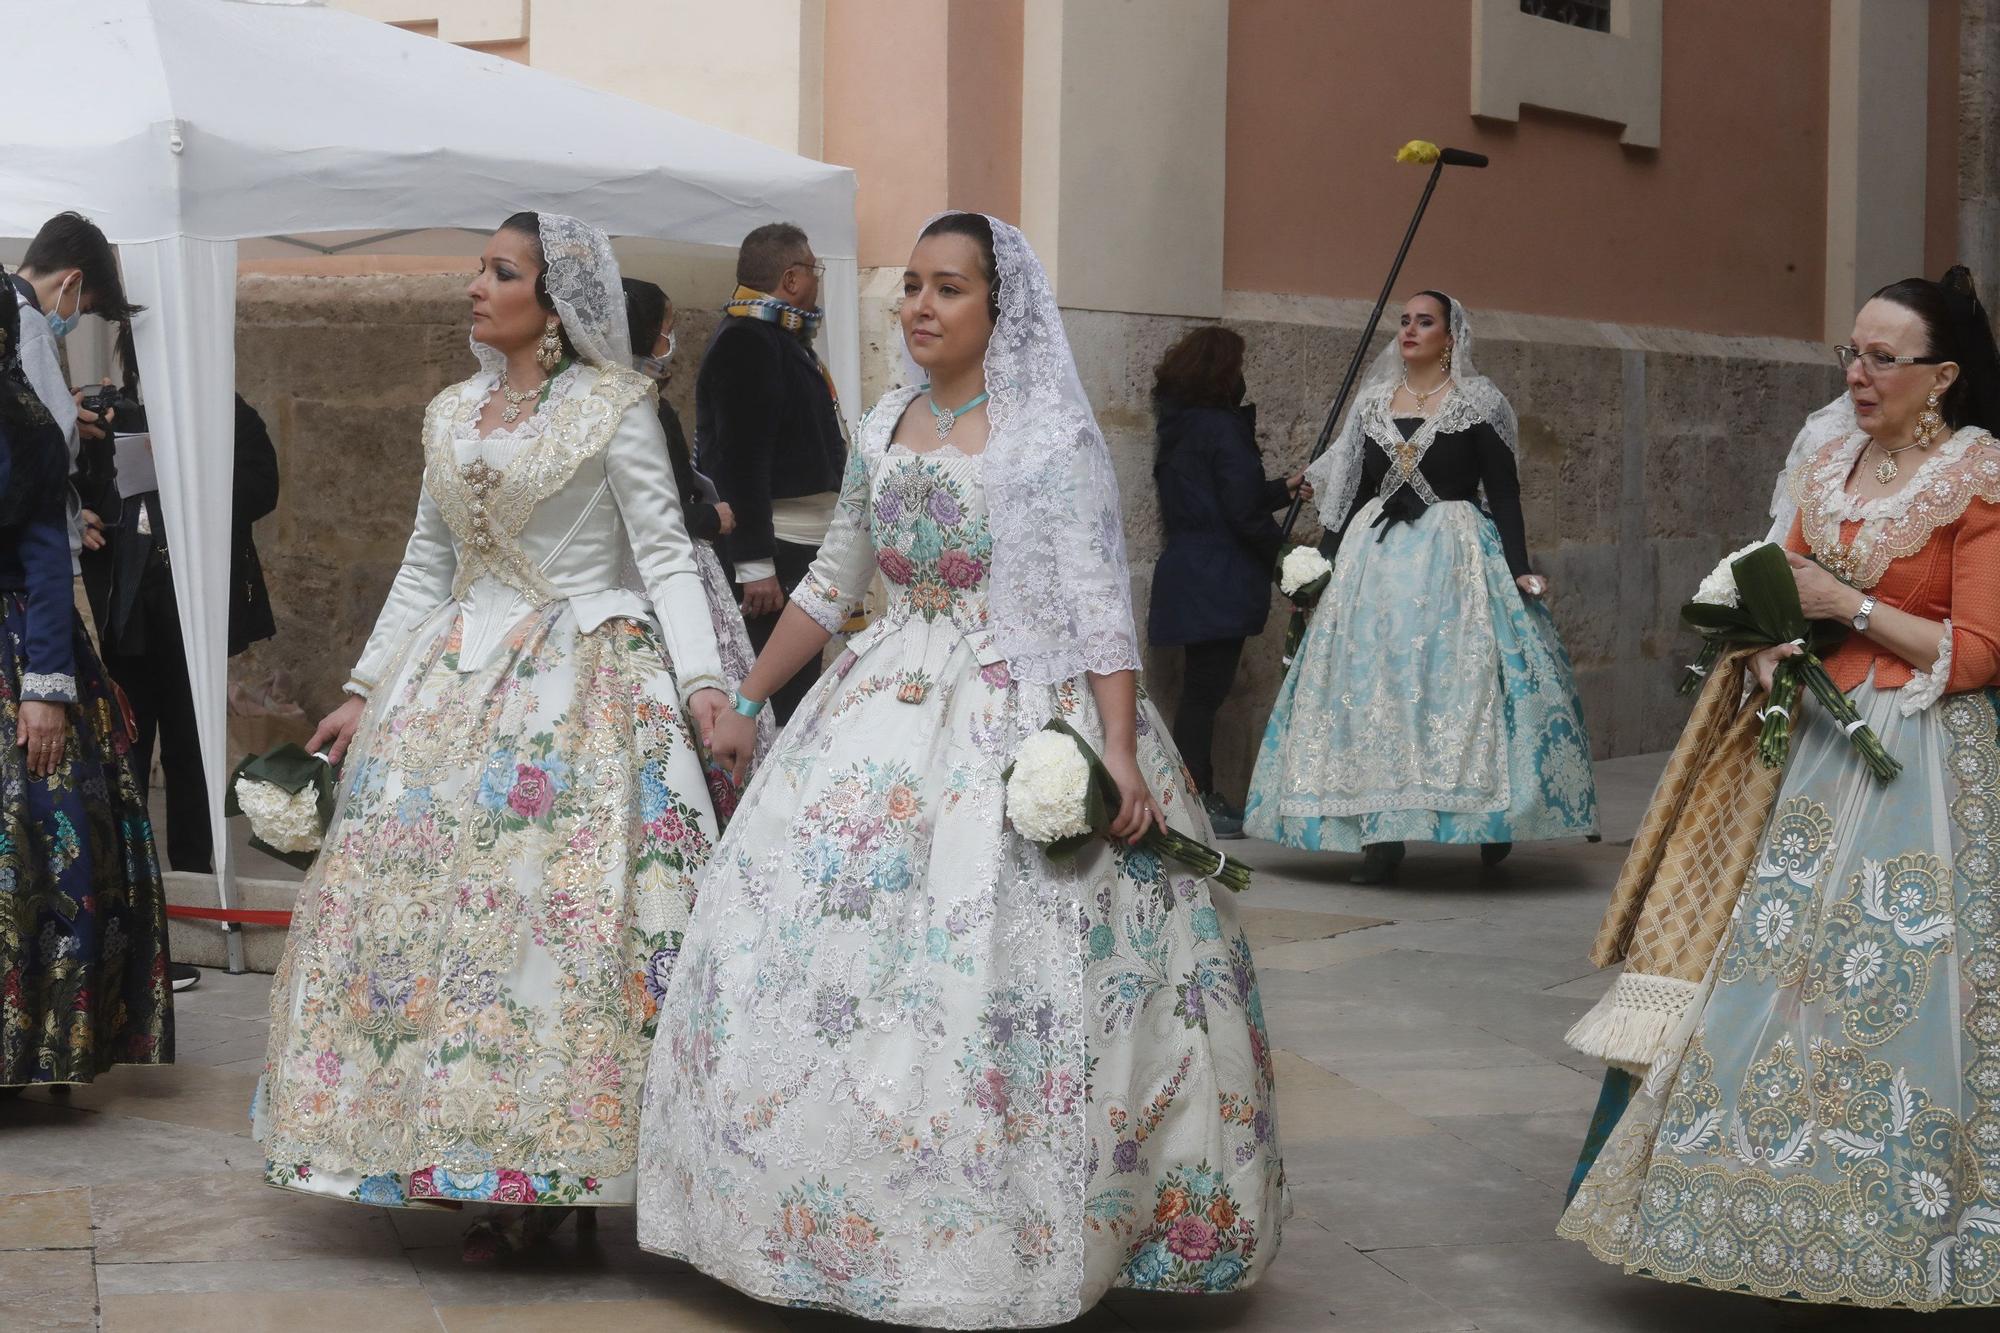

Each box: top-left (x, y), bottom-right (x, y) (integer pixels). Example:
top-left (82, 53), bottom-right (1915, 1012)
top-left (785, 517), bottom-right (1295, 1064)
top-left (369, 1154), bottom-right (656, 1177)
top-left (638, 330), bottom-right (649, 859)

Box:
top-left (119, 236), bottom-right (242, 969)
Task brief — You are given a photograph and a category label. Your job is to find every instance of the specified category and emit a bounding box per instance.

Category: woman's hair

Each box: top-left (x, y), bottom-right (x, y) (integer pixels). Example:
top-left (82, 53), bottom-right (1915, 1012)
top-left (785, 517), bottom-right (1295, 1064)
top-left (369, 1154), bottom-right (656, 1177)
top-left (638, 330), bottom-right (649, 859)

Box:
top-left (1152, 326), bottom-right (1247, 409)
top-left (916, 212), bottom-right (1001, 321)
top-left (1870, 266), bottom-right (2000, 432)
top-left (1412, 289), bottom-right (1456, 325)
top-left (623, 277), bottom-right (668, 360)
top-left (497, 211), bottom-right (581, 361)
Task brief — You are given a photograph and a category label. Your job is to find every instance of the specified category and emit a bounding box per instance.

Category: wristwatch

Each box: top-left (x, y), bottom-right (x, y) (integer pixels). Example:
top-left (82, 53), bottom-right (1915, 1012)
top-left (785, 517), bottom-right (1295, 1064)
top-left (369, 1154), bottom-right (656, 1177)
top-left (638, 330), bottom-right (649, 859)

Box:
top-left (1851, 595), bottom-right (1877, 633)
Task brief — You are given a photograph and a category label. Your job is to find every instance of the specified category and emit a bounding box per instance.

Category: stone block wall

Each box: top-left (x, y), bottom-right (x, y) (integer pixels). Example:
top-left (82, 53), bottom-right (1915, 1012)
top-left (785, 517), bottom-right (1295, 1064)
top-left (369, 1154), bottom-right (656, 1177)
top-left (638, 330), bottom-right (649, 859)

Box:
top-left (231, 272), bottom-right (1838, 802)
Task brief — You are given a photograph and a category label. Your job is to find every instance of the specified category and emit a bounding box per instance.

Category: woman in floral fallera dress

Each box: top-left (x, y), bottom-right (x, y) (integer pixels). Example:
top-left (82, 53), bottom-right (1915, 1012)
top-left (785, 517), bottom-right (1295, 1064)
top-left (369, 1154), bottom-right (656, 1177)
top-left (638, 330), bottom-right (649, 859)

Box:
top-left (636, 213), bottom-right (1286, 1327)
top-left (1561, 267), bottom-right (2000, 1311)
top-left (255, 215), bottom-right (732, 1243)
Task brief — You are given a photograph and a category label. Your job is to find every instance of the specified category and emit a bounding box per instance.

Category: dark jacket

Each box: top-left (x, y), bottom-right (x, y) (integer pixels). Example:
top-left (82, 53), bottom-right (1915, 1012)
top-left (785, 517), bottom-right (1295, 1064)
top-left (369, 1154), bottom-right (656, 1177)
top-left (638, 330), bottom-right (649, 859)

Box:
top-left (83, 393), bottom-right (279, 658)
top-left (1148, 400), bottom-right (1291, 647)
top-left (693, 316), bottom-right (845, 566)
top-left (658, 397), bottom-right (721, 543)
top-left (0, 428), bottom-right (78, 702)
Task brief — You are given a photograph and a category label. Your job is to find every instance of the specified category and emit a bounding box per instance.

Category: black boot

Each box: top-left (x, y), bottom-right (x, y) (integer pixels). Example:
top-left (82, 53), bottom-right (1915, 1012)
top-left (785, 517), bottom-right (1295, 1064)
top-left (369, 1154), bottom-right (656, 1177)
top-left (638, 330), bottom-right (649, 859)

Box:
top-left (1480, 841), bottom-right (1513, 869)
top-left (1350, 841), bottom-right (1406, 884)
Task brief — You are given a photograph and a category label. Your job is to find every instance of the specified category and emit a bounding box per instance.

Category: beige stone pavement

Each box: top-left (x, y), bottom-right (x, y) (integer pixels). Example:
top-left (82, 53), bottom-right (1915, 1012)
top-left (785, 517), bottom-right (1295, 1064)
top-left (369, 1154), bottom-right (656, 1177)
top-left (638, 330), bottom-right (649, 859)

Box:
top-left (0, 755), bottom-right (1957, 1332)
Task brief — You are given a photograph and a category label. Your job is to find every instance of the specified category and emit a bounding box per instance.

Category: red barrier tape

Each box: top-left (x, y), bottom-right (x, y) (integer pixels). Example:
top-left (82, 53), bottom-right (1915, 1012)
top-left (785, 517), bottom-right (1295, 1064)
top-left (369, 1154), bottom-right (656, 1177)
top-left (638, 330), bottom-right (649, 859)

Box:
top-left (166, 905), bottom-right (294, 927)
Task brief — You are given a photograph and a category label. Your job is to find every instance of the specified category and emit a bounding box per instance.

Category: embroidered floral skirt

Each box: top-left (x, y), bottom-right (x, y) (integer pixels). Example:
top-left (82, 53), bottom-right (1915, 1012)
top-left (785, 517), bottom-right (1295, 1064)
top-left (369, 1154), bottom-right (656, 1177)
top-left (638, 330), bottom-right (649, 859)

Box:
top-left (635, 620), bottom-right (1287, 1328)
top-left (1560, 683), bottom-right (2000, 1310)
top-left (255, 603), bottom-right (720, 1208)
top-left (0, 597), bottom-right (171, 1087)
top-left (1245, 499), bottom-right (1598, 850)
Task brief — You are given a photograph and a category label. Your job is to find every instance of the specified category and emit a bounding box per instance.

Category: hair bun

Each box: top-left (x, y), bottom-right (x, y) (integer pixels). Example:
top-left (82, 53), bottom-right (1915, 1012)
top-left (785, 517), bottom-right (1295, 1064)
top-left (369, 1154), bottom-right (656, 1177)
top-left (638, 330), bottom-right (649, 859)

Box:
top-left (1942, 264), bottom-right (1980, 304)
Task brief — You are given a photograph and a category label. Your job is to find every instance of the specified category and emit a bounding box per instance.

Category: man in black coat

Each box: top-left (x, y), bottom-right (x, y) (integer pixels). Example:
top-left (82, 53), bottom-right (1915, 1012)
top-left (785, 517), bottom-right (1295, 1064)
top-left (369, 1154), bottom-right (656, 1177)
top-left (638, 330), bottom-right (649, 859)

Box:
top-left (694, 222), bottom-right (846, 722)
top-left (82, 391), bottom-right (279, 876)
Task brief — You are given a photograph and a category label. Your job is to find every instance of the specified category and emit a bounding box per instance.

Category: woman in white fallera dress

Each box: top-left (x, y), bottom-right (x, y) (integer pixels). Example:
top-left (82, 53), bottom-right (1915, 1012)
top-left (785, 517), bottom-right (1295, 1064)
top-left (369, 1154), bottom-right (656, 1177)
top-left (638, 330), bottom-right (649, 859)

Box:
top-left (255, 215), bottom-right (732, 1250)
top-left (636, 214), bottom-right (1287, 1328)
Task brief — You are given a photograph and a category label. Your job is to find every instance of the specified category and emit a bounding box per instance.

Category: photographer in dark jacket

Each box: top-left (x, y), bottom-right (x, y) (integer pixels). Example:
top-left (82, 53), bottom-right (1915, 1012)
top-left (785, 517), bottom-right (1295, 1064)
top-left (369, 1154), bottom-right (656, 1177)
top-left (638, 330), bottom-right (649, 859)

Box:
top-left (694, 222), bottom-right (846, 722)
top-left (81, 325), bottom-right (278, 882)
top-left (1148, 327), bottom-right (1308, 838)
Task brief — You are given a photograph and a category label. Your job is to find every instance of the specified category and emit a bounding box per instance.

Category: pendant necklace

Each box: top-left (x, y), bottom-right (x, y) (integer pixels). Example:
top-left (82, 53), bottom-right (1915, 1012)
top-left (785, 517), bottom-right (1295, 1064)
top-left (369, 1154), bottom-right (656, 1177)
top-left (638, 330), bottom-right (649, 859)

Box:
top-left (924, 385), bottom-right (990, 439)
top-left (1400, 373), bottom-right (1450, 416)
top-left (497, 371), bottom-right (540, 425)
top-left (496, 359), bottom-right (571, 425)
top-left (1872, 438), bottom-right (1926, 484)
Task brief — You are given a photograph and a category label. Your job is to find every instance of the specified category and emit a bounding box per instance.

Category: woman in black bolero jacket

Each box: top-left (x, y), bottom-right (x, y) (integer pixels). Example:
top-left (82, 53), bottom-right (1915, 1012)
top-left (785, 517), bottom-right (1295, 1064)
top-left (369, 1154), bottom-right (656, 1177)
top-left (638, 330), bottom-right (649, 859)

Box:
top-left (1147, 326), bottom-right (1306, 836)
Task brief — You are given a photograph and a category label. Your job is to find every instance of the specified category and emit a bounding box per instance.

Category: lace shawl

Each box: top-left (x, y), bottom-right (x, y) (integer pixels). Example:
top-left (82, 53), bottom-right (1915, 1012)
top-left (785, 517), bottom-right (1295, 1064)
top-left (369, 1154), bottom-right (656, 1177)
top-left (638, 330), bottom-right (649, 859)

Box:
top-left (902, 215), bottom-right (1141, 685)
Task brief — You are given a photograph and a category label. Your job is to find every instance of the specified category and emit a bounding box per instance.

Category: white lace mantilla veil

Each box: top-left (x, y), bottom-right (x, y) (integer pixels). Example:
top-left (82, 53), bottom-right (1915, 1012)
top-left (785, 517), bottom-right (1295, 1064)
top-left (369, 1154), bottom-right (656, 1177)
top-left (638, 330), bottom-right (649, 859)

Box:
top-left (899, 213), bottom-right (1141, 684)
top-left (1303, 293), bottom-right (1518, 527)
top-left (1765, 393), bottom-right (1859, 543)
top-left (471, 213), bottom-right (633, 373)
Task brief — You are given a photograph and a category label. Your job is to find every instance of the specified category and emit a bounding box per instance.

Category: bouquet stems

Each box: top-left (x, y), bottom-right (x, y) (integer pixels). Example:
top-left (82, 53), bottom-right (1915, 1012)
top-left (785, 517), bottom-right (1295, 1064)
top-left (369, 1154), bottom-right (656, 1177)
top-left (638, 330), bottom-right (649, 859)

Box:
top-left (1679, 637), bottom-right (1725, 697)
top-left (1793, 651), bottom-right (1902, 782)
top-left (1149, 823), bottom-right (1253, 893)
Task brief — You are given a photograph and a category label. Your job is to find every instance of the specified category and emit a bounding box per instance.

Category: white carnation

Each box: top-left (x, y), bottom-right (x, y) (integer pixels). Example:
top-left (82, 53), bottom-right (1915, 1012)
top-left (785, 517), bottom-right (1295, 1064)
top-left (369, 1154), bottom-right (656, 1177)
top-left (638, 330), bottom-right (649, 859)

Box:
top-left (1279, 546), bottom-right (1334, 596)
top-left (1006, 731), bottom-right (1095, 843)
top-left (1691, 541), bottom-right (1773, 608)
top-left (234, 777), bottom-right (324, 855)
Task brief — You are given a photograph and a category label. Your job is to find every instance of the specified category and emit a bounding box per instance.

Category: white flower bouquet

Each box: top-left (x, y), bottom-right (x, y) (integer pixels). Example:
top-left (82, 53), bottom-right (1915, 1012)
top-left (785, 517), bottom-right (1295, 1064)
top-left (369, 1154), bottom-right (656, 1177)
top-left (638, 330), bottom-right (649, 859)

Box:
top-left (1004, 719), bottom-right (1252, 891)
top-left (224, 742), bottom-right (337, 870)
top-left (1276, 544), bottom-right (1335, 667)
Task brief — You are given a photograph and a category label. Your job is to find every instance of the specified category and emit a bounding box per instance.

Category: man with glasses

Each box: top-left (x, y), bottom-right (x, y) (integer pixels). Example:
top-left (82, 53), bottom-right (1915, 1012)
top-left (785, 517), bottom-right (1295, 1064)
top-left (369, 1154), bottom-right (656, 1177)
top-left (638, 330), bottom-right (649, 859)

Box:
top-left (695, 222), bottom-right (847, 721)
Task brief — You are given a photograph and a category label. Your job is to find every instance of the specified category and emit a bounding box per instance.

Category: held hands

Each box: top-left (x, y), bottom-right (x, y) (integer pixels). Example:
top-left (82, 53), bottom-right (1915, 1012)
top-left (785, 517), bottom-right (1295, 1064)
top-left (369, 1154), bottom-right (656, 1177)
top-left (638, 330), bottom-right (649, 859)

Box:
top-left (688, 688), bottom-right (729, 753)
top-left (1100, 737), bottom-right (1166, 845)
top-left (308, 694), bottom-right (367, 765)
top-left (1286, 473), bottom-right (1314, 501)
top-left (1786, 551), bottom-right (1862, 624)
top-left (706, 706), bottom-right (758, 785)
top-left (741, 576), bottom-right (786, 618)
top-left (1516, 574), bottom-right (1548, 599)
top-left (19, 700), bottom-right (68, 778)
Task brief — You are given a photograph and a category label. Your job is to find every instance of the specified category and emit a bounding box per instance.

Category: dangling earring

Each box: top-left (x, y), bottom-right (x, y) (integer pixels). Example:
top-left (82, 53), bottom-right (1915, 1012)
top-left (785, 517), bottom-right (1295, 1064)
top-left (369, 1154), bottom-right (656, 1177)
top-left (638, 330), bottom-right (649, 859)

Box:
top-left (536, 316), bottom-right (563, 373)
top-left (1441, 343), bottom-right (1454, 375)
top-left (1915, 390), bottom-right (1944, 450)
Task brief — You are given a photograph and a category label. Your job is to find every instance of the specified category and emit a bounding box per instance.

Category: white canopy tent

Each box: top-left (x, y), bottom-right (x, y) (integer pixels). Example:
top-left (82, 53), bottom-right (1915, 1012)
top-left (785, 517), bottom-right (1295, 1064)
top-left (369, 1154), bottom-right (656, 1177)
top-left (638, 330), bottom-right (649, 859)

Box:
top-left (0, 0), bottom-right (858, 969)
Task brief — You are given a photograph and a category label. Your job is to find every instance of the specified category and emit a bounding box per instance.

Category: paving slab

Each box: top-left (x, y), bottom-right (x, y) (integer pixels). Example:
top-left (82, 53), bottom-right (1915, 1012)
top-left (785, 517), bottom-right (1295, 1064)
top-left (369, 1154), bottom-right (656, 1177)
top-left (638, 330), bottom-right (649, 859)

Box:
top-left (0, 1187), bottom-right (92, 1251)
top-left (0, 1249), bottom-right (97, 1331)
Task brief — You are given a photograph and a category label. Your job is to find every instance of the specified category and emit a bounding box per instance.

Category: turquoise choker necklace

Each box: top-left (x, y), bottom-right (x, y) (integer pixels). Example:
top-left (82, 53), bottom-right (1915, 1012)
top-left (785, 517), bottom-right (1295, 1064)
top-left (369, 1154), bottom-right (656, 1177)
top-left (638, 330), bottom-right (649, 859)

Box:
top-left (922, 385), bottom-right (989, 440)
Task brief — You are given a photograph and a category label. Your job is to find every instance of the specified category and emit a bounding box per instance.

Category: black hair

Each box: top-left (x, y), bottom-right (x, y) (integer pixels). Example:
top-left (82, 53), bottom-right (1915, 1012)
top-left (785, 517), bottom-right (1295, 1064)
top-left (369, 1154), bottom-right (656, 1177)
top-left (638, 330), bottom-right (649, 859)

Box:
top-left (736, 222), bottom-right (811, 291)
top-left (21, 212), bottom-right (143, 323)
top-left (915, 212), bottom-right (1001, 321)
top-left (623, 277), bottom-right (668, 362)
top-left (1413, 290), bottom-right (1456, 324)
top-left (496, 212), bottom-right (581, 362)
top-left (1869, 266), bottom-right (2000, 432)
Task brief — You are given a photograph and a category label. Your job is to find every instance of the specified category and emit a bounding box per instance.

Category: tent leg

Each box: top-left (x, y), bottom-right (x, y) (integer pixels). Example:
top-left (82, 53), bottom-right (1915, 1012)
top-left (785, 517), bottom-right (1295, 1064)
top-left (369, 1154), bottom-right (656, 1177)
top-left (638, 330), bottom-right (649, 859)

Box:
top-left (225, 922), bottom-right (246, 975)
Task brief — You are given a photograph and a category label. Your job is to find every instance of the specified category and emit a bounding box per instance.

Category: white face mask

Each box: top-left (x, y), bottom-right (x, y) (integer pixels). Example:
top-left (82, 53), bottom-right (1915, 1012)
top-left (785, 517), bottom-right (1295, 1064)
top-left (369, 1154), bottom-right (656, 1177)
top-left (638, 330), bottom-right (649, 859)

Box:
top-left (637, 328), bottom-right (676, 381)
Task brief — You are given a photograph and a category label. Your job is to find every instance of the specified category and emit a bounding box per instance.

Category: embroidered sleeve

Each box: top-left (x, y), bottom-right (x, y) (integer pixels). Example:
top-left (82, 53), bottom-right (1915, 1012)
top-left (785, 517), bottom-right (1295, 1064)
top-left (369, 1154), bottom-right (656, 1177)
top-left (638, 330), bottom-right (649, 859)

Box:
top-left (1898, 619), bottom-right (1953, 715)
top-left (793, 439), bottom-right (878, 636)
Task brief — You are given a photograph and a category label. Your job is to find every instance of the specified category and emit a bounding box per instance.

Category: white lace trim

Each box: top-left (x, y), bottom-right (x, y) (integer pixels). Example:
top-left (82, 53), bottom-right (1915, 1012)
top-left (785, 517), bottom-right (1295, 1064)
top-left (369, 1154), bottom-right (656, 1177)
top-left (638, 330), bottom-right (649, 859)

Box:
top-left (20, 671), bottom-right (76, 702)
top-left (1564, 969), bottom-right (1701, 1074)
top-left (1898, 617), bottom-right (1954, 716)
top-left (1797, 427), bottom-right (1983, 524)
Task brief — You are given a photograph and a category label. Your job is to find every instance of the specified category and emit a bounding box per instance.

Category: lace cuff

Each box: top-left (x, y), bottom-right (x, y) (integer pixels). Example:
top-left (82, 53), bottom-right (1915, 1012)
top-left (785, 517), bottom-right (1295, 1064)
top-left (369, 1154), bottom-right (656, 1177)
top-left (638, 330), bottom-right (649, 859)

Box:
top-left (20, 672), bottom-right (77, 704)
top-left (677, 672), bottom-right (728, 707)
top-left (1898, 618), bottom-right (1953, 716)
top-left (792, 570), bottom-right (856, 636)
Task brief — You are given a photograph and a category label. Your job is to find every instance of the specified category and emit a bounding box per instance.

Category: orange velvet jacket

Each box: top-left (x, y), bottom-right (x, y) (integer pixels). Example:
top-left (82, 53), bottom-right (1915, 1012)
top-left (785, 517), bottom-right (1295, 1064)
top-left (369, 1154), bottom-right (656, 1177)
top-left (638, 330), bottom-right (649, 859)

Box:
top-left (1785, 429), bottom-right (2000, 694)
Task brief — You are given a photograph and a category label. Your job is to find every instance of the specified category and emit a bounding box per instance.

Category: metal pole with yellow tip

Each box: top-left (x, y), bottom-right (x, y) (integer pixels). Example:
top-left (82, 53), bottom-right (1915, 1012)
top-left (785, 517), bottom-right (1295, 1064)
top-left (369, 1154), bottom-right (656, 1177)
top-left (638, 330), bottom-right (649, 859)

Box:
top-left (1276, 139), bottom-right (1489, 547)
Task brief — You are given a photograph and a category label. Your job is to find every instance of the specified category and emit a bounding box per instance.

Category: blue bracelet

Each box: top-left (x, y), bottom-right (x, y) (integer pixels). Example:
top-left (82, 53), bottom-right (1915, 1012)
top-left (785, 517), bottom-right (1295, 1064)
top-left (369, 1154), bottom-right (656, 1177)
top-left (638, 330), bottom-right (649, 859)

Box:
top-left (733, 692), bottom-right (768, 718)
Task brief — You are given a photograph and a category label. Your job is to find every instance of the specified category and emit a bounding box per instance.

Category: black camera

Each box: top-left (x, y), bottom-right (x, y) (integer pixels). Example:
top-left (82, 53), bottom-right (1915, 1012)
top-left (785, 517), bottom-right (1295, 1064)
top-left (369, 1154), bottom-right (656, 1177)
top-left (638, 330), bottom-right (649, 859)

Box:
top-left (77, 387), bottom-right (146, 434)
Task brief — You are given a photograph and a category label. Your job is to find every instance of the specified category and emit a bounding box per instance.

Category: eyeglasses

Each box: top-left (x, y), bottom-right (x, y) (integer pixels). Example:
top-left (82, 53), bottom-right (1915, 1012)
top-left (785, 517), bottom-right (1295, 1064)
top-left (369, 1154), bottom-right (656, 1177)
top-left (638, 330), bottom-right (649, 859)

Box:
top-left (1834, 344), bottom-right (1946, 375)
top-left (787, 259), bottom-right (826, 280)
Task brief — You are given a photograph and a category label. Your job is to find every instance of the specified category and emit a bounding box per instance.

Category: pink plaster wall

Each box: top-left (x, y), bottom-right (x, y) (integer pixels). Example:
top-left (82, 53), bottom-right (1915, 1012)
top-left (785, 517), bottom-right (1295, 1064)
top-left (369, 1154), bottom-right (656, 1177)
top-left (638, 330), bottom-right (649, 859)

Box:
top-left (1223, 0), bottom-right (1837, 340)
top-left (823, 0), bottom-right (1022, 267)
top-left (1927, 0), bottom-right (1963, 279)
